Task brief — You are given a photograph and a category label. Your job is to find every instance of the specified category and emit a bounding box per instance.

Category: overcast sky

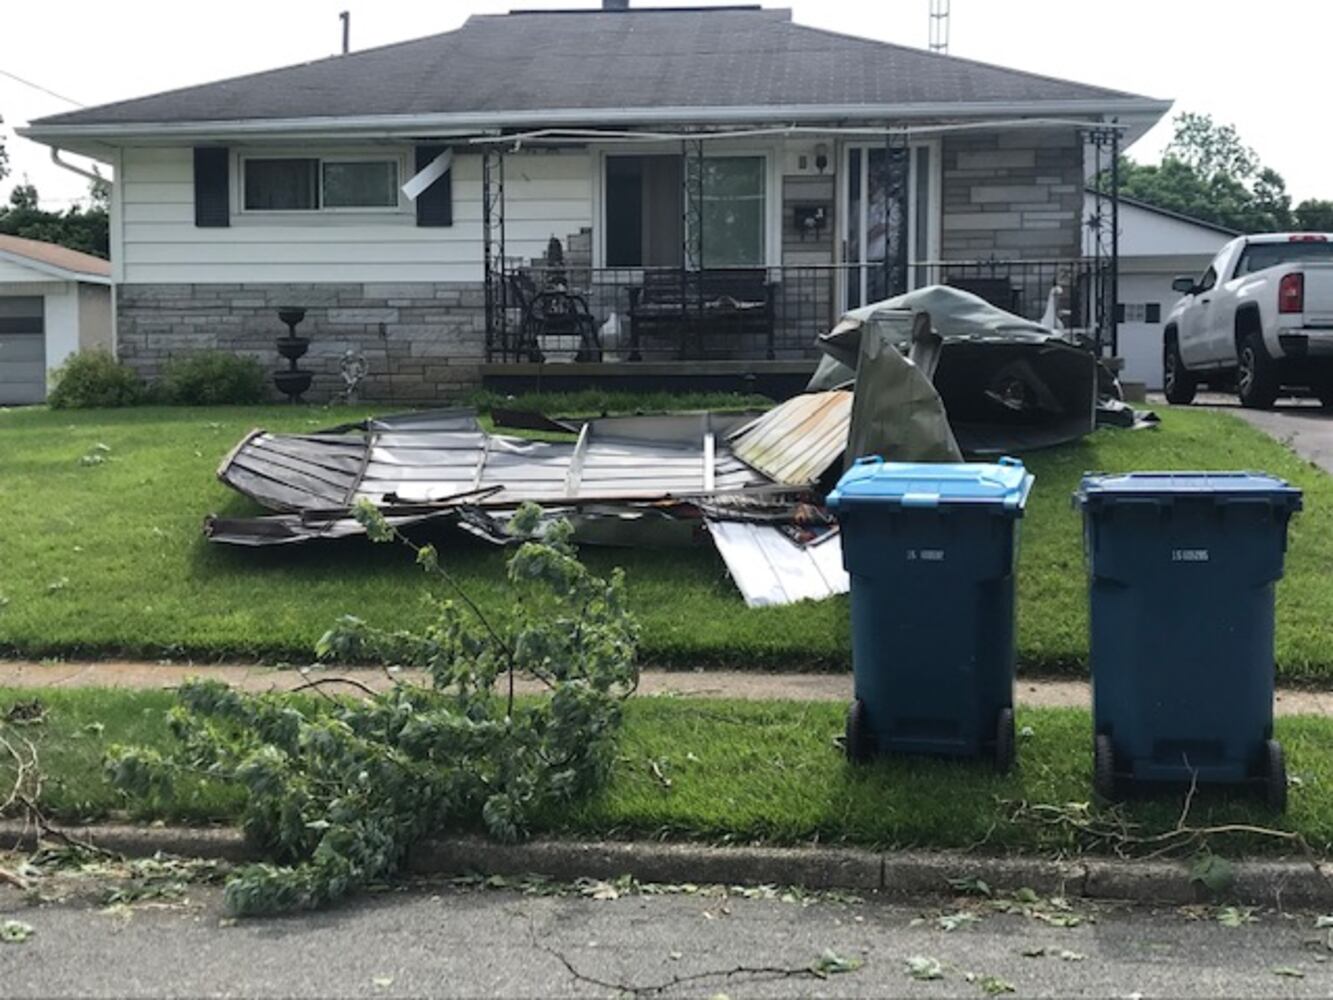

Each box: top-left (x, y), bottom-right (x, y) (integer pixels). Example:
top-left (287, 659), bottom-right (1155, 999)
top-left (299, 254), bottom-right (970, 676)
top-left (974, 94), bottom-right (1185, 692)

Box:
top-left (3, 0), bottom-right (1329, 209)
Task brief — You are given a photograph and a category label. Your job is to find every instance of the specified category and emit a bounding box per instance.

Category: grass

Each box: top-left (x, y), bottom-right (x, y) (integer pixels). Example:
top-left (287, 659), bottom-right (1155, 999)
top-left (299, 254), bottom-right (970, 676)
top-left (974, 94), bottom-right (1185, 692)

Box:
top-left (4, 687), bottom-right (1331, 858)
top-left (2, 402), bottom-right (1332, 680)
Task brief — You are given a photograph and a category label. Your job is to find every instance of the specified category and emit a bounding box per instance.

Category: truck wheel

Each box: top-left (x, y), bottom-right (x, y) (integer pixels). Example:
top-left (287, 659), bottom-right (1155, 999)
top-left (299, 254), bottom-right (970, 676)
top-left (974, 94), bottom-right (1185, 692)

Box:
top-left (1093, 734), bottom-right (1118, 803)
top-left (1163, 335), bottom-right (1197, 405)
top-left (994, 707), bottom-right (1016, 774)
top-left (1263, 739), bottom-right (1288, 812)
top-left (1237, 332), bottom-right (1279, 409)
top-left (844, 699), bottom-right (873, 764)
top-left (1315, 379), bottom-right (1333, 410)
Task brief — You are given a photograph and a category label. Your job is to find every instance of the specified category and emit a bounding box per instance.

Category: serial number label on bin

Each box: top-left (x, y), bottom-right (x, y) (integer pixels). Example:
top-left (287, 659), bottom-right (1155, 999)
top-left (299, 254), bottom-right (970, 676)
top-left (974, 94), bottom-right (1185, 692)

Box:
top-left (907, 549), bottom-right (946, 562)
top-left (1171, 549), bottom-right (1210, 562)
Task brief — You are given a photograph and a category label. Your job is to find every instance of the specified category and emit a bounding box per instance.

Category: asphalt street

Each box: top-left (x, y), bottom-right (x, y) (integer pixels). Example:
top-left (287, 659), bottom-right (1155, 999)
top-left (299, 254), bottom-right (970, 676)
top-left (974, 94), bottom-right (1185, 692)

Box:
top-left (3, 878), bottom-right (1331, 998)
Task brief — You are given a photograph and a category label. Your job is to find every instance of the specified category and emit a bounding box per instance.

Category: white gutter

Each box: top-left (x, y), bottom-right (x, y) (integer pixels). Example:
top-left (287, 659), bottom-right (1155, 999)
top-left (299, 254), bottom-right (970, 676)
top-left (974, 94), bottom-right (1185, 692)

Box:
top-left (472, 118), bottom-right (1137, 147)
top-left (17, 98), bottom-right (1173, 144)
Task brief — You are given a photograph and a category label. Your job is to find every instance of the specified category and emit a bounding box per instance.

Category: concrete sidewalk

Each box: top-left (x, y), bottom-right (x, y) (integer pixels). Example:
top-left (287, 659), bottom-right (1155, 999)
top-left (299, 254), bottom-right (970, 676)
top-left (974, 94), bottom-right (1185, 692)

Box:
top-left (2, 659), bottom-right (1330, 715)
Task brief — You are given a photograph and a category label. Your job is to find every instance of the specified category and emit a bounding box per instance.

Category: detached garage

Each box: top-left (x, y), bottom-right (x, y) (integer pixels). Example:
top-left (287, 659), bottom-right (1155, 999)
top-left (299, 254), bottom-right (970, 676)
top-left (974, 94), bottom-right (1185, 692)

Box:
top-left (0, 235), bottom-right (112, 404)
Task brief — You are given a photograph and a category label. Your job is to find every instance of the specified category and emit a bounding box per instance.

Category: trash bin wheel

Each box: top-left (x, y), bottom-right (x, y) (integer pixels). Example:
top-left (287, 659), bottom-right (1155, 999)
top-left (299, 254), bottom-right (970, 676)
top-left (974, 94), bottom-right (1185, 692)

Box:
top-left (1093, 734), bottom-right (1118, 803)
top-left (994, 707), bottom-right (1016, 774)
top-left (845, 699), bottom-right (873, 765)
top-left (1263, 739), bottom-right (1288, 813)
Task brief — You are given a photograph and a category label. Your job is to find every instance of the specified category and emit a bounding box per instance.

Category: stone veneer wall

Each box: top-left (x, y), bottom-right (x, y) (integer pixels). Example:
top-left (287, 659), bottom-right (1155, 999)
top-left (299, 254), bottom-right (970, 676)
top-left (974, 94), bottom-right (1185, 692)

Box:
top-left (117, 282), bottom-right (487, 404)
top-left (940, 129), bottom-right (1083, 259)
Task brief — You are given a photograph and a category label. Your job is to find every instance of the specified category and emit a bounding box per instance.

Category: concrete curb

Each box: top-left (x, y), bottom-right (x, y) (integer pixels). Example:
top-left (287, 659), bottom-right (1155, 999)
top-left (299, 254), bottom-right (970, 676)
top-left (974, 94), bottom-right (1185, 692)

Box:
top-left (3, 823), bottom-right (1328, 908)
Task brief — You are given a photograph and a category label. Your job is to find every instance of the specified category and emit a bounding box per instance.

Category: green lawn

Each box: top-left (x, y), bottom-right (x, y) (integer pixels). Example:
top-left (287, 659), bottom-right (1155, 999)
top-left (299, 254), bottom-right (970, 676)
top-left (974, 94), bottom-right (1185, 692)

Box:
top-left (6, 686), bottom-right (1331, 858)
top-left (2, 403), bottom-right (1332, 680)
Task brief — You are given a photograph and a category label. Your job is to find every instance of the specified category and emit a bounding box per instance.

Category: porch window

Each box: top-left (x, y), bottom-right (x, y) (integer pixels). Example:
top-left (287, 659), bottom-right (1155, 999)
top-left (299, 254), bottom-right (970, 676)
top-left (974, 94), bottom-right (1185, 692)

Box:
top-left (688, 156), bottom-right (766, 269)
top-left (604, 153), bottom-right (766, 268)
top-left (243, 156), bottom-right (400, 212)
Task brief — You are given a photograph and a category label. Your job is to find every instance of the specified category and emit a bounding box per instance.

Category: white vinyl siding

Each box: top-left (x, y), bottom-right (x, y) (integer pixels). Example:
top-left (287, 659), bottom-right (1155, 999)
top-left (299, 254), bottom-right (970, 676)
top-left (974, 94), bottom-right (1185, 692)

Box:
top-left (116, 146), bottom-right (594, 284)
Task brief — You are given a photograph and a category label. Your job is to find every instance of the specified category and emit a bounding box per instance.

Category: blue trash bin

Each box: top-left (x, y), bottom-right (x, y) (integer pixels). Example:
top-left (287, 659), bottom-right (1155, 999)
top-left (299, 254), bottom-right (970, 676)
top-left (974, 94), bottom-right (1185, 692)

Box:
top-left (1075, 472), bottom-right (1302, 809)
top-left (827, 456), bottom-right (1034, 771)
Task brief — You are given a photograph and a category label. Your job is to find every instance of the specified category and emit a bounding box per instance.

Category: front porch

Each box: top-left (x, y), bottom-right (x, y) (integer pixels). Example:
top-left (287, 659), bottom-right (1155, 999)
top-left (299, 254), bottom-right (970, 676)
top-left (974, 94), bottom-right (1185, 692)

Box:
top-left (473, 124), bottom-right (1122, 395)
top-left (480, 257), bottom-right (1112, 396)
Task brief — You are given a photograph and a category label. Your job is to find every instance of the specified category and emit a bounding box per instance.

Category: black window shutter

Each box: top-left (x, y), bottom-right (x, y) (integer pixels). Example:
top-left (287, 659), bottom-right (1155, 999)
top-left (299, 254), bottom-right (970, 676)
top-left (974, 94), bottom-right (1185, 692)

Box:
top-left (415, 145), bottom-right (452, 227)
top-left (194, 147), bottom-right (230, 227)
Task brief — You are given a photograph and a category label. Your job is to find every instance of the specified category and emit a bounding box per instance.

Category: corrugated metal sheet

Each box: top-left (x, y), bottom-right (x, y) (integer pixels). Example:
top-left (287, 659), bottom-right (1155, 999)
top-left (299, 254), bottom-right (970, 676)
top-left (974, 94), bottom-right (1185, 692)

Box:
top-left (217, 409), bottom-right (771, 518)
top-left (727, 390), bottom-right (852, 486)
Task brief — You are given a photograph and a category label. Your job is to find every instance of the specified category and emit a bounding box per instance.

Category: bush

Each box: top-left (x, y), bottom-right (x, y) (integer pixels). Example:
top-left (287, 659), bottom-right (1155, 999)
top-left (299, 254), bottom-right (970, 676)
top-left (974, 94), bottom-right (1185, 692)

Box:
top-left (47, 350), bottom-right (144, 409)
top-left (157, 350), bottom-right (267, 405)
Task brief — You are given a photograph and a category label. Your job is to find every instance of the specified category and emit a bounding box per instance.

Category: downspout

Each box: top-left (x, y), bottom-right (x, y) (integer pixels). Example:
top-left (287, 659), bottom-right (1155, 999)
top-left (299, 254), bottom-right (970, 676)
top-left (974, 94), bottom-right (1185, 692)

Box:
top-left (49, 147), bottom-right (117, 361)
top-left (50, 147), bottom-right (107, 186)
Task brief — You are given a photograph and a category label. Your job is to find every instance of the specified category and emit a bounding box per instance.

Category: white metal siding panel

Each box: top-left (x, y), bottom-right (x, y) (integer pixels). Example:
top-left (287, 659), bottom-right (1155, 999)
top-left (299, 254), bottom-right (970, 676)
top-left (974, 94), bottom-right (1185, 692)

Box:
top-left (42, 283), bottom-right (80, 373)
top-left (118, 146), bottom-right (593, 284)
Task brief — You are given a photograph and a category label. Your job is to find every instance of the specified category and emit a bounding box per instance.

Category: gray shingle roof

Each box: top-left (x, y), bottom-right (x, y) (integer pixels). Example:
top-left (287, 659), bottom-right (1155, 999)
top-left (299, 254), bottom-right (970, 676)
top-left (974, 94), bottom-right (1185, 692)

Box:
top-left (32, 7), bottom-right (1152, 130)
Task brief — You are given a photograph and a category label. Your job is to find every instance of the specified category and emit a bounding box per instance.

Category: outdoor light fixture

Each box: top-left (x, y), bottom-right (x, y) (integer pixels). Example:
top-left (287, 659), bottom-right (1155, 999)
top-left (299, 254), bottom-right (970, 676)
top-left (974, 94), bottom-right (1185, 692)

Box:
top-left (814, 144), bottom-right (829, 174)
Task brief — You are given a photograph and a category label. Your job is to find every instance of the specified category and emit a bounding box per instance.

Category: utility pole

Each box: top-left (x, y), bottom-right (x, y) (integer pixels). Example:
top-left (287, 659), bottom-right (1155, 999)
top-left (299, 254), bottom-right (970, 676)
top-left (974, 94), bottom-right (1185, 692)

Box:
top-left (928, 0), bottom-right (950, 54)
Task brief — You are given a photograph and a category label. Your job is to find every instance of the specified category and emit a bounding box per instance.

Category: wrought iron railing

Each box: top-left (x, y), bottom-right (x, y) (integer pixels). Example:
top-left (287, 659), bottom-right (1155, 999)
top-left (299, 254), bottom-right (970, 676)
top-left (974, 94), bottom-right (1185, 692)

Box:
top-left (483, 258), bottom-right (1111, 364)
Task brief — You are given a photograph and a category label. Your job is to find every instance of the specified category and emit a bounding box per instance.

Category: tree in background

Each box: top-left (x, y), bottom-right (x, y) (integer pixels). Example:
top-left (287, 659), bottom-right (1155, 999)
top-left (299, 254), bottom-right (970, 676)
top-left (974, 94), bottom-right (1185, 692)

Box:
top-left (0, 134), bottom-right (9, 184)
top-left (0, 175), bottom-right (109, 258)
top-left (1113, 112), bottom-right (1333, 235)
top-left (1114, 112), bottom-right (1291, 233)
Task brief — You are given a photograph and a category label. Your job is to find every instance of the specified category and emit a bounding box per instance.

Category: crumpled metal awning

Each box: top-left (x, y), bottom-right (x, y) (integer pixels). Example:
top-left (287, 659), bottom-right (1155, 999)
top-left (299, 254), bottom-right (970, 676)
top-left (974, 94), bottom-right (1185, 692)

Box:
top-left (207, 285), bottom-right (1148, 609)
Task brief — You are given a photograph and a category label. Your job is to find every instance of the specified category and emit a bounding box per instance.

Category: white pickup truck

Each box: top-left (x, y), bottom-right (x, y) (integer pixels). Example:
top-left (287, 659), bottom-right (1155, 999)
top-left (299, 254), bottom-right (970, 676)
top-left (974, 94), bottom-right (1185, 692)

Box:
top-left (1164, 233), bottom-right (1333, 408)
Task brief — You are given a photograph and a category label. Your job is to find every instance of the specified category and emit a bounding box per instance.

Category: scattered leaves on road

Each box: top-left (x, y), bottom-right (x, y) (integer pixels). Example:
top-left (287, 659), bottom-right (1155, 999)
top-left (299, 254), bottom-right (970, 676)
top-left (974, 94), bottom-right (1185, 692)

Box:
top-left (0, 919), bottom-right (33, 943)
top-left (948, 876), bottom-right (993, 898)
top-left (905, 955), bottom-right (945, 980)
top-left (1189, 854), bottom-right (1236, 896)
top-left (371, 975), bottom-right (394, 989)
top-left (979, 975), bottom-right (1017, 995)
top-left (1315, 915), bottom-right (1333, 929)
top-left (1216, 906), bottom-right (1258, 928)
top-left (1272, 966), bottom-right (1305, 978)
top-left (809, 948), bottom-right (863, 978)
top-left (937, 911), bottom-right (981, 932)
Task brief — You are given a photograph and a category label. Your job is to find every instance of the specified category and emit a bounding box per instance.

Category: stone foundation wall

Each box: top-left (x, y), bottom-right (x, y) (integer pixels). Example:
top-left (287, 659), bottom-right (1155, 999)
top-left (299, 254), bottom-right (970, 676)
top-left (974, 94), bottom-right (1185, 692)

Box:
top-left (116, 282), bottom-right (488, 403)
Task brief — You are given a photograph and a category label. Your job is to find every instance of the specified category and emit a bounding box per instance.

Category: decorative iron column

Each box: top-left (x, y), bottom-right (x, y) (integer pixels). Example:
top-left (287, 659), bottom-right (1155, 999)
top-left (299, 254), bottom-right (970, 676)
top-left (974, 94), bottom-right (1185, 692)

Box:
top-left (882, 131), bottom-right (911, 300)
top-left (681, 137), bottom-right (706, 358)
top-left (1083, 125), bottom-right (1120, 356)
top-left (482, 147), bottom-right (507, 363)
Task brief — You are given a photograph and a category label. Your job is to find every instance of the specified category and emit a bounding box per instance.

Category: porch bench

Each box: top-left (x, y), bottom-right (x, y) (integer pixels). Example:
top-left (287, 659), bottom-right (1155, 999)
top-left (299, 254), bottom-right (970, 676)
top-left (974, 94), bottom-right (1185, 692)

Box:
top-left (627, 268), bottom-right (776, 360)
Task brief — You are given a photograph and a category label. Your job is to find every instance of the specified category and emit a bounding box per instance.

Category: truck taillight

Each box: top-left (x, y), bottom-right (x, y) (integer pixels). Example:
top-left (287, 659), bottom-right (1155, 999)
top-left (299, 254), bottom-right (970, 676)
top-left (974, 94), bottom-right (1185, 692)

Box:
top-left (1279, 272), bottom-right (1305, 313)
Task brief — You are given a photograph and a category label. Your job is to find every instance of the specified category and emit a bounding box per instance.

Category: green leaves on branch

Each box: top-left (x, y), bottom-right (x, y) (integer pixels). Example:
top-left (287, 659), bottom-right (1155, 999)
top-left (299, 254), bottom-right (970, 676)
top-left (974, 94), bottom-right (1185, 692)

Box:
top-left (107, 502), bottom-right (639, 917)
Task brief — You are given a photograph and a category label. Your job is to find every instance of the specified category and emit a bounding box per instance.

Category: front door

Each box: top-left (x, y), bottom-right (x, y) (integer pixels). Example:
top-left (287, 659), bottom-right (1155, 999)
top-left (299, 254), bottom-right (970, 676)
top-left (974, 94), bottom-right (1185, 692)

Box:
top-left (843, 144), bottom-right (934, 310)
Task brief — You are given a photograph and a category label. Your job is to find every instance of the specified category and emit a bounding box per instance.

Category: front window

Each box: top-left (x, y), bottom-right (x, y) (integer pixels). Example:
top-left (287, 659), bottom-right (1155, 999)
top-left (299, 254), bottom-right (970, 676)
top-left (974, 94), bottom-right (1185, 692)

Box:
top-left (244, 158), bottom-right (319, 211)
top-left (243, 156), bottom-right (400, 212)
top-left (604, 153), bottom-right (766, 269)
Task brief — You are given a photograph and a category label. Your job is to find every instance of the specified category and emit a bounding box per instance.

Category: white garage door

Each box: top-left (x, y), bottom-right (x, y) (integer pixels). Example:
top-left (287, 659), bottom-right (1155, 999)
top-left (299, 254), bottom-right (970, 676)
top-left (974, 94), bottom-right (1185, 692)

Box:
top-left (0, 297), bottom-right (45, 404)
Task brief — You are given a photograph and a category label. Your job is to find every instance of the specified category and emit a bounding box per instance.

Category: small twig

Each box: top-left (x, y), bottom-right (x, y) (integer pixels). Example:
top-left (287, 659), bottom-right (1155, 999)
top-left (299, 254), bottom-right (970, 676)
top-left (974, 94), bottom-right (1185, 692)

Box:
top-left (288, 676), bottom-right (379, 699)
top-left (0, 867), bottom-right (29, 890)
top-left (532, 923), bottom-right (820, 996)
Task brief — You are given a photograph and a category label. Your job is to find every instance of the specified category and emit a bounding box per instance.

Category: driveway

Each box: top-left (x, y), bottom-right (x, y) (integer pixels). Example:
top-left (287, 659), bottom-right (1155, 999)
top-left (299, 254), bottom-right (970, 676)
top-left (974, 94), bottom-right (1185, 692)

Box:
top-left (1162, 393), bottom-right (1333, 476)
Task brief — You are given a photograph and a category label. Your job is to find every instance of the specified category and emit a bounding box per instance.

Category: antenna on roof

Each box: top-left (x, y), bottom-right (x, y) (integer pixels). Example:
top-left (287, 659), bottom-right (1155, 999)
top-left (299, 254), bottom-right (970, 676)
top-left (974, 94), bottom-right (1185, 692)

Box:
top-left (928, 0), bottom-right (950, 54)
top-left (340, 10), bottom-right (350, 54)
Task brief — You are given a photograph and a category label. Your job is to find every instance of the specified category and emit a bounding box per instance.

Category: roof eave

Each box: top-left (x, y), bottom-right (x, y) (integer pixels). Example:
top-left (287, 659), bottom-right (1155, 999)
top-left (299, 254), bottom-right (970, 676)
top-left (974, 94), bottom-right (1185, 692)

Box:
top-left (0, 249), bottom-right (111, 284)
top-left (20, 97), bottom-right (1173, 145)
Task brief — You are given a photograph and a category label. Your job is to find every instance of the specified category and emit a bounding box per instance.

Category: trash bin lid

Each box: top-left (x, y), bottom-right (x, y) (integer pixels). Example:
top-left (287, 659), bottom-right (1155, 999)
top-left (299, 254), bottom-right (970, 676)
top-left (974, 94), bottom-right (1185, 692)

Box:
top-left (828, 456), bottom-right (1034, 511)
top-left (1076, 471), bottom-right (1303, 510)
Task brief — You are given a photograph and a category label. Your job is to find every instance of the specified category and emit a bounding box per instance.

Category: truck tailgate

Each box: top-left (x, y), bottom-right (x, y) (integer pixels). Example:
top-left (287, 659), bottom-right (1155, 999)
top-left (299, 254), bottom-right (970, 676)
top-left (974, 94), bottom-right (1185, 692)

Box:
top-left (1299, 261), bottom-right (1333, 322)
